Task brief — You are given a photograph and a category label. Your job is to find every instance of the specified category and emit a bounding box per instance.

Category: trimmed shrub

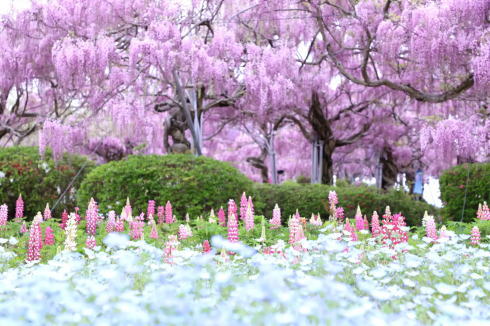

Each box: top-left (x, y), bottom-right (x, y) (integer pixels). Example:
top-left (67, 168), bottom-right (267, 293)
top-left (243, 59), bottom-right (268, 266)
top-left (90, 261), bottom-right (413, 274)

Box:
top-left (77, 154), bottom-right (253, 218)
top-left (252, 183), bottom-right (438, 226)
top-left (0, 146), bottom-right (94, 220)
top-left (439, 163), bottom-right (490, 223)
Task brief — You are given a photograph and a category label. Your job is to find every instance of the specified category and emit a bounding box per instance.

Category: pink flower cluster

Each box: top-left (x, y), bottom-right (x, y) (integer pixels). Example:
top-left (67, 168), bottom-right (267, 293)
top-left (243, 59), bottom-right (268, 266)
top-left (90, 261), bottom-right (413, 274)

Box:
top-left (178, 224), bottom-right (192, 240)
top-left (471, 226), bottom-right (480, 245)
top-left (477, 202), bottom-right (490, 220)
top-left (0, 204), bottom-right (7, 228)
top-left (27, 220), bottom-right (42, 261)
top-left (15, 194), bottom-right (23, 220)
top-left (165, 201), bottom-right (175, 224)
top-left (227, 213), bottom-right (239, 243)
top-left (86, 198), bottom-right (98, 235)
top-left (218, 207), bottom-right (226, 226)
top-left (380, 208), bottom-right (408, 247)
top-left (270, 204), bottom-right (281, 229)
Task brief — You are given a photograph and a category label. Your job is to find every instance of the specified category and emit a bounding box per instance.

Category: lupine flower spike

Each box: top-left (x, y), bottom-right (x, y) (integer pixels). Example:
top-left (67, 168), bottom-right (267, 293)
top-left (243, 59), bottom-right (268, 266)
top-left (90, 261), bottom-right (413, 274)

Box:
top-left (270, 204), bottom-right (281, 229)
top-left (371, 211), bottom-right (380, 237)
top-left (245, 200), bottom-right (254, 231)
top-left (20, 221), bottom-right (28, 233)
top-left (471, 226), bottom-right (480, 245)
top-left (147, 200), bottom-right (155, 219)
top-left (202, 240), bottom-right (211, 253)
top-left (60, 210), bottom-right (69, 230)
top-left (157, 206), bottom-right (165, 224)
top-left (150, 221), bottom-right (159, 239)
top-left (43, 203), bottom-right (51, 220)
top-left (27, 220), bottom-right (42, 262)
top-left (106, 211), bottom-right (116, 233)
top-left (227, 213), bottom-right (239, 243)
top-left (354, 205), bottom-right (364, 230)
top-left (218, 207), bottom-right (226, 227)
top-left (64, 213), bottom-right (78, 251)
top-left (85, 236), bottom-right (96, 249)
top-left (44, 226), bottom-right (55, 245)
top-left (209, 209), bottom-right (216, 223)
top-left (15, 194), bottom-right (24, 221)
top-left (240, 192), bottom-right (247, 221)
top-left (0, 204), bottom-right (7, 228)
top-left (165, 201), bottom-right (174, 224)
top-left (425, 215), bottom-right (438, 241)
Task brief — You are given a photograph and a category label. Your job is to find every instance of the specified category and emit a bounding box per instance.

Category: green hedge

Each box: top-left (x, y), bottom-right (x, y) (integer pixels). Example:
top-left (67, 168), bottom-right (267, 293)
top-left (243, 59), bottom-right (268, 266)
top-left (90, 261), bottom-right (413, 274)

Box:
top-left (0, 146), bottom-right (94, 220)
top-left (77, 154), bottom-right (253, 218)
top-left (252, 183), bottom-right (439, 226)
top-left (440, 163), bottom-right (490, 223)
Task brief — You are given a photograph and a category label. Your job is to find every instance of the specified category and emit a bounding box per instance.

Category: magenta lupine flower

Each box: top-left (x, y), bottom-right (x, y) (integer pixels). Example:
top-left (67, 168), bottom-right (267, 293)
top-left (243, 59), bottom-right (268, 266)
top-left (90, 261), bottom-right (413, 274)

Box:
top-left (178, 224), bottom-right (192, 240)
top-left (44, 226), bottom-right (55, 245)
top-left (363, 215), bottom-right (369, 231)
top-left (351, 227), bottom-right (359, 241)
top-left (218, 207), bottom-right (226, 227)
top-left (245, 200), bottom-right (254, 231)
top-left (74, 207), bottom-right (81, 223)
top-left (248, 196), bottom-right (254, 216)
top-left (478, 202), bottom-right (490, 220)
top-left (130, 220), bottom-right (145, 240)
top-left (165, 201), bottom-right (174, 224)
top-left (43, 203), bottom-right (51, 220)
top-left (202, 240), bottom-right (211, 253)
top-left (123, 197), bottom-right (132, 221)
top-left (227, 199), bottom-right (237, 221)
top-left (240, 192), bottom-right (247, 221)
top-left (115, 218), bottom-right (125, 232)
top-left (227, 213), bottom-right (239, 243)
top-left (20, 221), bottom-right (27, 233)
top-left (328, 191), bottom-right (338, 207)
top-left (0, 204), bottom-right (7, 228)
top-left (157, 206), bottom-right (165, 224)
top-left (150, 222), bottom-right (159, 239)
top-left (380, 213), bottom-right (408, 247)
top-left (15, 194), bottom-right (24, 220)
top-left (106, 211), bottom-right (116, 233)
top-left (335, 207), bottom-right (345, 222)
top-left (86, 198), bottom-right (98, 236)
top-left (85, 236), bottom-right (96, 249)
top-left (60, 210), bottom-right (69, 230)
top-left (371, 211), bottom-right (381, 237)
top-left (471, 226), bottom-right (480, 245)
top-left (354, 206), bottom-right (364, 230)
top-left (344, 219), bottom-right (354, 234)
top-left (27, 221), bottom-right (42, 262)
top-left (288, 217), bottom-right (300, 245)
top-left (270, 204), bottom-right (281, 229)
top-left (425, 215), bottom-right (438, 241)
top-left (147, 200), bottom-right (156, 219)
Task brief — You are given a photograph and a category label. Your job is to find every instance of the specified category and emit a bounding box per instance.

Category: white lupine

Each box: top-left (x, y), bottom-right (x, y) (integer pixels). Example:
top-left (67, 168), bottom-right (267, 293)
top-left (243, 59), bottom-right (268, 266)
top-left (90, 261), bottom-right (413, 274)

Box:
top-left (64, 213), bottom-right (78, 251)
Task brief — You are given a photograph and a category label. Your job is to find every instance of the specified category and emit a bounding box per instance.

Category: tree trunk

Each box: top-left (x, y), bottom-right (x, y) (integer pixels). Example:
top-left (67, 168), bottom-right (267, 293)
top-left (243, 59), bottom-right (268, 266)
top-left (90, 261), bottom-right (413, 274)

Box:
top-left (381, 148), bottom-right (398, 190)
top-left (321, 141), bottom-right (335, 185)
top-left (246, 148), bottom-right (269, 183)
top-left (163, 108), bottom-right (191, 154)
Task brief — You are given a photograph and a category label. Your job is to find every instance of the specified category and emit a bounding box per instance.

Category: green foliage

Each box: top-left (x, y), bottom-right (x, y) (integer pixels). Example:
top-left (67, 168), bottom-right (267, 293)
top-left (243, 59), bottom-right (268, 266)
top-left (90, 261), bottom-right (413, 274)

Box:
top-left (0, 146), bottom-right (94, 220)
top-left (475, 220), bottom-right (490, 241)
top-left (439, 163), bottom-right (490, 223)
top-left (77, 154), bottom-right (253, 219)
top-left (251, 183), bottom-right (438, 226)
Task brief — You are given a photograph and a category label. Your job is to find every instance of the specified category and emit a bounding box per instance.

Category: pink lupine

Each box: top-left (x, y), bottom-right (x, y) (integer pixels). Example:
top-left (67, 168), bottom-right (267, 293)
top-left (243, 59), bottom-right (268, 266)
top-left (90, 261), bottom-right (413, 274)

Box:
top-left (335, 207), bottom-right (345, 222)
top-left (354, 206), bottom-right (364, 230)
top-left (439, 226), bottom-right (449, 239)
top-left (344, 219), bottom-right (354, 234)
top-left (178, 224), bottom-right (192, 240)
top-left (371, 211), bottom-right (381, 237)
top-left (60, 210), bottom-right (69, 230)
top-left (478, 202), bottom-right (490, 220)
top-left (147, 200), bottom-right (155, 219)
top-left (245, 200), bottom-right (254, 231)
top-left (228, 199), bottom-right (237, 221)
top-left (380, 213), bottom-right (408, 247)
top-left (248, 196), bottom-right (254, 216)
top-left (218, 207), bottom-right (226, 227)
top-left (328, 190), bottom-right (338, 207)
top-left (425, 215), bottom-right (438, 241)
top-left (44, 226), bottom-right (55, 245)
top-left (288, 217), bottom-right (300, 244)
top-left (163, 235), bottom-right (179, 263)
top-left (309, 213), bottom-right (322, 226)
top-left (115, 218), bottom-right (125, 232)
top-left (74, 207), bottom-right (81, 223)
top-left (0, 204), bottom-right (7, 228)
top-left (157, 206), bottom-right (165, 224)
top-left (363, 215), bottom-right (369, 230)
top-left (203, 240), bottom-right (211, 253)
top-left (106, 211), bottom-right (116, 233)
top-left (86, 198), bottom-right (98, 236)
top-left (471, 226), bottom-right (480, 245)
top-left (240, 192), bottom-right (247, 221)
top-left (85, 235), bottom-right (96, 249)
top-left (15, 194), bottom-right (24, 221)
top-left (20, 221), bottom-right (27, 233)
top-left (27, 222), bottom-right (42, 261)
top-left (123, 197), bottom-right (132, 221)
top-left (130, 220), bottom-right (145, 240)
top-left (227, 213), bottom-right (239, 243)
top-left (43, 203), bottom-right (51, 220)
top-left (150, 222), bottom-right (159, 239)
top-left (165, 201), bottom-right (174, 224)
top-left (270, 204), bottom-right (281, 229)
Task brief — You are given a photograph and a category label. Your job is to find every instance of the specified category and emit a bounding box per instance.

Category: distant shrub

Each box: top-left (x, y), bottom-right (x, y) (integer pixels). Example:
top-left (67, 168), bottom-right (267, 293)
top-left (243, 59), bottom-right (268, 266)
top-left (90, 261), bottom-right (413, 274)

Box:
top-left (77, 154), bottom-right (253, 218)
top-left (252, 183), bottom-right (438, 226)
top-left (439, 163), bottom-right (490, 223)
top-left (0, 146), bottom-right (94, 220)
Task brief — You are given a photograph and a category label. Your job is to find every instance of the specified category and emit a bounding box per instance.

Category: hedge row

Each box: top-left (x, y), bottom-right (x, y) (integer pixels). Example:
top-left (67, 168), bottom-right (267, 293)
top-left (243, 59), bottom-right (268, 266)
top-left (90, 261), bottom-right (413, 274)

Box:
top-left (251, 183), bottom-right (439, 226)
top-left (0, 147), bottom-right (94, 219)
top-left (77, 154), bottom-right (253, 218)
top-left (439, 162), bottom-right (490, 223)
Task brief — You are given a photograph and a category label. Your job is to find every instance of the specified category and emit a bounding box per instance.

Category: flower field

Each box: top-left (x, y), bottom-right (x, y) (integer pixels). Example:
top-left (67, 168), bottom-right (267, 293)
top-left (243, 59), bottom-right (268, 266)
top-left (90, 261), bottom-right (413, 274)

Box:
top-left (1, 194), bottom-right (490, 325)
